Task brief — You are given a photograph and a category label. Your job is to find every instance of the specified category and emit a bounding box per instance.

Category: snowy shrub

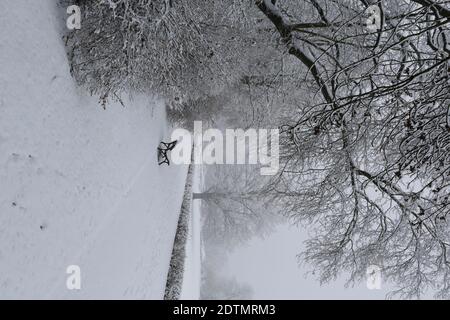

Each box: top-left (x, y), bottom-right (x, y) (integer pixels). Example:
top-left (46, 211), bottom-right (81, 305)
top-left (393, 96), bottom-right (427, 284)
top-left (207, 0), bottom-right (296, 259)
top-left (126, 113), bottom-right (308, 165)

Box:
top-left (64, 0), bottom-right (253, 107)
top-left (164, 162), bottom-right (194, 300)
top-left (166, 95), bottom-right (225, 130)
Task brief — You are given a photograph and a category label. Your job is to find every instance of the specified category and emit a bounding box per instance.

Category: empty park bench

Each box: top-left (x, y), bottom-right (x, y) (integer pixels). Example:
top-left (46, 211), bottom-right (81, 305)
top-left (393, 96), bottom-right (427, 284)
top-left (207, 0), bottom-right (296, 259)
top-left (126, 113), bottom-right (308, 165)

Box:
top-left (157, 141), bottom-right (178, 166)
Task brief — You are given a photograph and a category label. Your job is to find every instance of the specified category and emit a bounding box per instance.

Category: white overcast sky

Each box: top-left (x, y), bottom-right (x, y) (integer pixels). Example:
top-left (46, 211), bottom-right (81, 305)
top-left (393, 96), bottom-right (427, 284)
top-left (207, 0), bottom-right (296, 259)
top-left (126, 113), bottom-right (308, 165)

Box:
top-left (223, 223), bottom-right (398, 299)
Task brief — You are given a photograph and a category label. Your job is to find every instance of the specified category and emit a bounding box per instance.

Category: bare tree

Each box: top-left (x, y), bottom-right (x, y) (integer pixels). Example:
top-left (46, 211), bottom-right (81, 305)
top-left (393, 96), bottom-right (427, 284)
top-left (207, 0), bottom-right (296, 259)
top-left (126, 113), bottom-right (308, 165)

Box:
top-left (198, 164), bottom-right (280, 246)
top-left (255, 0), bottom-right (450, 298)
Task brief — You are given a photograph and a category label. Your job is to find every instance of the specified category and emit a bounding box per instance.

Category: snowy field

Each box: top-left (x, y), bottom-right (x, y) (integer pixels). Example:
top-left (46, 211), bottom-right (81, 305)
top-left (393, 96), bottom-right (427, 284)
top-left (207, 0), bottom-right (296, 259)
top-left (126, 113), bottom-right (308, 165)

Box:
top-left (0, 0), bottom-right (188, 299)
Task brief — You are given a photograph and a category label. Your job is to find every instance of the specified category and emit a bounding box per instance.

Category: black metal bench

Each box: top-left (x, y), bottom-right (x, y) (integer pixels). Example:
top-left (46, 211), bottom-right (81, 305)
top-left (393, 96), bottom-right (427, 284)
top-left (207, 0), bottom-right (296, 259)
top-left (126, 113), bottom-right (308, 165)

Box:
top-left (157, 141), bottom-right (178, 165)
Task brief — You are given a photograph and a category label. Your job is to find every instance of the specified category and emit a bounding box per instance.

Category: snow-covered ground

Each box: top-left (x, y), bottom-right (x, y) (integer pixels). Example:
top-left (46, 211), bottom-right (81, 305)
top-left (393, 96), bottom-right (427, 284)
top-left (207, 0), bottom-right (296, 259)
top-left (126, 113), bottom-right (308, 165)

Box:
top-left (0, 0), bottom-right (188, 299)
top-left (179, 165), bottom-right (204, 299)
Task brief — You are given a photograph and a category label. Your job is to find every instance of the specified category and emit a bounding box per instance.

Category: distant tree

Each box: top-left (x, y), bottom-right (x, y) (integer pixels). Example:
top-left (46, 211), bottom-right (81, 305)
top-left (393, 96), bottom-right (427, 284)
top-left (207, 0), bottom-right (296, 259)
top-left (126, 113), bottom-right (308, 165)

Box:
top-left (201, 256), bottom-right (254, 300)
top-left (202, 276), bottom-right (254, 300)
top-left (198, 164), bottom-right (280, 247)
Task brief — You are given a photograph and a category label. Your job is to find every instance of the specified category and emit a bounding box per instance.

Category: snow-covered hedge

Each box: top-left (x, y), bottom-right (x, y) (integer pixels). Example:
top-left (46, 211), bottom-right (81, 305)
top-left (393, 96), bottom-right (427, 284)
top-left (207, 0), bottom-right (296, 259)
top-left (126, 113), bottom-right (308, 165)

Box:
top-left (164, 162), bottom-right (194, 300)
